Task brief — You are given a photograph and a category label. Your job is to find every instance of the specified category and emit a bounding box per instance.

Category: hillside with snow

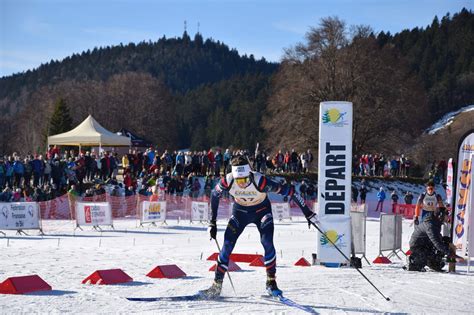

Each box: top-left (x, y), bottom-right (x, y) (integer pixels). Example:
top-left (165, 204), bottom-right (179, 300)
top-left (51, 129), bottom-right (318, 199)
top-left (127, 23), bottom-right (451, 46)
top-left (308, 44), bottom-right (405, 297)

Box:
top-left (426, 104), bottom-right (474, 135)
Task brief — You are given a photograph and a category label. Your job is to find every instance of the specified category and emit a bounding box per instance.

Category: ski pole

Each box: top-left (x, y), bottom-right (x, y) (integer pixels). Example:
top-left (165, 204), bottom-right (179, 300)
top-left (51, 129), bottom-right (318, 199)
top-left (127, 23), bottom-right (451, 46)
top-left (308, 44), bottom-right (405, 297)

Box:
top-left (310, 221), bottom-right (390, 301)
top-left (214, 239), bottom-right (237, 295)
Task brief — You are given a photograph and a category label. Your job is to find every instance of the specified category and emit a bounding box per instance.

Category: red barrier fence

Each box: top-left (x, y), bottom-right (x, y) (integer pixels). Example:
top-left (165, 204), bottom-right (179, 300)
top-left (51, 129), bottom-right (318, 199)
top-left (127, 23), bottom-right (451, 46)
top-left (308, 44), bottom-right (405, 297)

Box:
top-left (36, 193), bottom-right (311, 221)
top-left (393, 204), bottom-right (415, 219)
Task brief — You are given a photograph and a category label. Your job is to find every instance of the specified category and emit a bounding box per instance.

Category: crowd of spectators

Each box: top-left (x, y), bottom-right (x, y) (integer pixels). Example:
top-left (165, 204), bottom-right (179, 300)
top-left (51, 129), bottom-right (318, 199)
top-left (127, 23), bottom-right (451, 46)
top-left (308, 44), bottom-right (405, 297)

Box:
top-left (0, 145), bottom-right (446, 204)
top-left (352, 153), bottom-right (412, 178)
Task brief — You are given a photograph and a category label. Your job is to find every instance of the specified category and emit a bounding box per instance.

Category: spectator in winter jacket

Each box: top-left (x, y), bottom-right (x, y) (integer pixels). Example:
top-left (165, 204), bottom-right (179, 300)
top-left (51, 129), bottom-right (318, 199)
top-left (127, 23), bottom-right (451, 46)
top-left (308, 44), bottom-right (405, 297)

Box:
top-left (13, 158), bottom-right (24, 187)
top-left (404, 191), bottom-right (414, 205)
top-left (31, 155), bottom-right (43, 187)
top-left (290, 149), bottom-right (299, 173)
top-left (191, 178), bottom-right (201, 198)
top-left (214, 150), bottom-right (222, 176)
top-left (391, 190), bottom-right (399, 213)
top-left (352, 185), bottom-right (359, 203)
top-left (375, 187), bottom-right (386, 212)
top-left (0, 158), bottom-right (5, 189)
top-left (359, 184), bottom-right (368, 204)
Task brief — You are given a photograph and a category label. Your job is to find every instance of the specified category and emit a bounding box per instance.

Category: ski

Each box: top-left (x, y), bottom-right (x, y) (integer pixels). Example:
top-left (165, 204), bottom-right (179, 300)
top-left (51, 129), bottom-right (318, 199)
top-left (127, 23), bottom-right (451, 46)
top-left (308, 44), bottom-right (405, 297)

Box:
top-left (126, 293), bottom-right (242, 302)
top-left (127, 293), bottom-right (215, 302)
top-left (261, 294), bottom-right (319, 314)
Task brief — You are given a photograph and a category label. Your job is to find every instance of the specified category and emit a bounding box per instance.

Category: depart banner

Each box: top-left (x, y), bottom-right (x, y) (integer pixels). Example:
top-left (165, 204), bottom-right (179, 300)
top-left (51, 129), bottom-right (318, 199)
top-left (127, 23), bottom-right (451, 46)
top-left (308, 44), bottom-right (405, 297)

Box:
top-left (76, 202), bottom-right (112, 226)
top-left (452, 130), bottom-right (474, 255)
top-left (0, 202), bottom-right (40, 230)
top-left (141, 201), bottom-right (167, 223)
top-left (191, 201), bottom-right (209, 222)
top-left (272, 203), bottom-right (290, 220)
top-left (317, 101), bottom-right (352, 264)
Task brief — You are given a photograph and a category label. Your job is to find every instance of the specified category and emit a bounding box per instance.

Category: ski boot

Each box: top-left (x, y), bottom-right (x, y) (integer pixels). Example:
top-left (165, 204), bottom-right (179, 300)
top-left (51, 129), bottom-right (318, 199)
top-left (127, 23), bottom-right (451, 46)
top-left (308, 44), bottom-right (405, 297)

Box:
top-left (199, 279), bottom-right (223, 299)
top-left (266, 277), bottom-right (283, 297)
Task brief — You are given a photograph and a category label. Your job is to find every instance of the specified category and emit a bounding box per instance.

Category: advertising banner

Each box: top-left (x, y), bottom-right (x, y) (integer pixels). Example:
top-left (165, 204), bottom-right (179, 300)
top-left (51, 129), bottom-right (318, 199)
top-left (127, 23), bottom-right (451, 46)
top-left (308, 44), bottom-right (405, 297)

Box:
top-left (317, 101), bottom-right (353, 263)
top-left (452, 131), bottom-right (474, 255)
top-left (272, 203), bottom-right (290, 221)
top-left (317, 216), bottom-right (351, 263)
top-left (76, 202), bottom-right (112, 226)
top-left (446, 158), bottom-right (453, 204)
top-left (141, 201), bottom-right (167, 224)
top-left (191, 201), bottom-right (209, 222)
top-left (0, 202), bottom-right (40, 230)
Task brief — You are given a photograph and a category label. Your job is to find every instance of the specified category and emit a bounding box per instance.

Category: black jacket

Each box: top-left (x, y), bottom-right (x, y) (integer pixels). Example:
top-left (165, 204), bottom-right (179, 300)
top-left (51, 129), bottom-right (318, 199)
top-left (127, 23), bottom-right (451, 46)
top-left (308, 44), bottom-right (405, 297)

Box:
top-left (409, 214), bottom-right (449, 255)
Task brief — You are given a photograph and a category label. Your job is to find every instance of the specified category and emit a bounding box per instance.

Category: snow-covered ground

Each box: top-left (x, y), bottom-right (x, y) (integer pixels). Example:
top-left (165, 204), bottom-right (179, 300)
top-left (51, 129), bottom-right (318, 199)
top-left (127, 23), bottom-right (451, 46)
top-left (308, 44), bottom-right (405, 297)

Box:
top-left (0, 215), bottom-right (473, 314)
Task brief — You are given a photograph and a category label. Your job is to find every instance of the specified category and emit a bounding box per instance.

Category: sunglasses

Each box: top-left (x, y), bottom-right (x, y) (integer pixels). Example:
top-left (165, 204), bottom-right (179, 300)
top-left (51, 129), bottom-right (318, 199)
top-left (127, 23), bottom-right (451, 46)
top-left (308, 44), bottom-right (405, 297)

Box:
top-left (235, 177), bottom-right (250, 185)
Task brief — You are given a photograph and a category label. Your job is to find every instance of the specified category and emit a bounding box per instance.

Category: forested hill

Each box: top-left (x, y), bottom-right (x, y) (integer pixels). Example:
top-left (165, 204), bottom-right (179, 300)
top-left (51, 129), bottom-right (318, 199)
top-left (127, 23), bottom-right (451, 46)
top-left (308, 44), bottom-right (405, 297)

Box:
top-left (0, 31), bottom-right (277, 103)
top-left (377, 8), bottom-right (474, 119)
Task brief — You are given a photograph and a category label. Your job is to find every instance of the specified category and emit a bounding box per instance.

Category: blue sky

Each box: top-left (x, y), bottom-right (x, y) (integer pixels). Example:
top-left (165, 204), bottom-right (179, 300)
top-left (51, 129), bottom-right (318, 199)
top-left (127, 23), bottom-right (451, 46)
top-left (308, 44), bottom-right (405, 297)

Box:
top-left (0, 0), bottom-right (470, 77)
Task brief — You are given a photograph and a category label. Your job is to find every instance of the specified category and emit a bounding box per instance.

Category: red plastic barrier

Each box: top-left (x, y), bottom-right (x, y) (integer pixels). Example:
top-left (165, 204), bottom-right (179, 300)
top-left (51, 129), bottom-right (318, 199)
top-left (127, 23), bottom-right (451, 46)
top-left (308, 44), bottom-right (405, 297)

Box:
top-left (207, 253), bottom-right (263, 263)
top-left (373, 256), bottom-right (392, 264)
top-left (209, 261), bottom-right (241, 272)
top-left (82, 269), bottom-right (133, 285)
top-left (249, 257), bottom-right (265, 267)
top-left (147, 265), bottom-right (186, 279)
top-left (294, 257), bottom-right (311, 266)
top-left (0, 275), bottom-right (52, 294)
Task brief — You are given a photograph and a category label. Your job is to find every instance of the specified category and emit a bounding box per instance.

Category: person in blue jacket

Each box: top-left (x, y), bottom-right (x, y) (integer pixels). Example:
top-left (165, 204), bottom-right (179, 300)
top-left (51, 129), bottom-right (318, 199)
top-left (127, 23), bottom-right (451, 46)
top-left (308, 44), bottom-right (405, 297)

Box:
top-left (201, 155), bottom-right (318, 298)
top-left (375, 186), bottom-right (386, 212)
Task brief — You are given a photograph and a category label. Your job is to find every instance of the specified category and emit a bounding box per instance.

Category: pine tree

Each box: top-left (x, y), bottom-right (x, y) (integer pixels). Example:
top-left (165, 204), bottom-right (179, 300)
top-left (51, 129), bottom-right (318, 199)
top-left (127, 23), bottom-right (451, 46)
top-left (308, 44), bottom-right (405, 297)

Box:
top-left (48, 98), bottom-right (73, 135)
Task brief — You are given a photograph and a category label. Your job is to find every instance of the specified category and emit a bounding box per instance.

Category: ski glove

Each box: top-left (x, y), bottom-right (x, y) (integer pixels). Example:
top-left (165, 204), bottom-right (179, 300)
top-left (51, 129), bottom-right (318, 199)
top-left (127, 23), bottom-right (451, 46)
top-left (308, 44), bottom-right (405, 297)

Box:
top-left (306, 213), bottom-right (320, 229)
top-left (208, 220), bottom-right (217, 240)
top-left (414, 216), bottom-right (419, 225)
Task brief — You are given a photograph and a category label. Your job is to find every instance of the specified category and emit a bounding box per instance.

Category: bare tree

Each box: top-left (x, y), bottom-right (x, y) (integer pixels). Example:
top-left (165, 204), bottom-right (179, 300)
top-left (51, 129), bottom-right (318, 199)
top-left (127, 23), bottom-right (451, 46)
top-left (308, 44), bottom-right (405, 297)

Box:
top-left (263, 17), bottom-right (429, 159)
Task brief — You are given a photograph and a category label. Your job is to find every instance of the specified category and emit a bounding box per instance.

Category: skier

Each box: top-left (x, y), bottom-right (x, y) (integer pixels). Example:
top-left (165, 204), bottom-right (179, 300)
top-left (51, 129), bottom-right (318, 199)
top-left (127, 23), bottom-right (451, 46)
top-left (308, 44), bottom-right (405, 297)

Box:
top-left (201, 155), bottom-right (318, 298)
top-left (414, 181), bottom-right (444, 225)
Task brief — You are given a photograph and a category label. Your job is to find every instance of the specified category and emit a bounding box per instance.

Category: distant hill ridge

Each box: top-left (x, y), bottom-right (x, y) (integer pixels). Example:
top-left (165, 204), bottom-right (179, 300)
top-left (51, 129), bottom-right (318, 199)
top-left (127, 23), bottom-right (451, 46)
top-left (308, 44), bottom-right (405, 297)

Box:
top-left (0, 31), bottom-right (277, 102)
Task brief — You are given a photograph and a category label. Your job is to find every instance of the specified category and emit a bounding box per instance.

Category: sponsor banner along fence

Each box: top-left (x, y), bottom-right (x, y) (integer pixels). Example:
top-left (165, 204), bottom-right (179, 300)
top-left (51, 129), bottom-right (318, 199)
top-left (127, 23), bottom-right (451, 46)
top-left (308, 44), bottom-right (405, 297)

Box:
top-left (33, 193), bottom-right (316, 221)
top-left (191, 201), bottom-right (209, 222)
top-left (75, 202), bottom-right (113, 227)
top-left (272, 202), bottom-right (291, 220)
top-left (141, 201), bottom-right (167, 224)
top-left (0, 202), bottom-right (41, 230)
